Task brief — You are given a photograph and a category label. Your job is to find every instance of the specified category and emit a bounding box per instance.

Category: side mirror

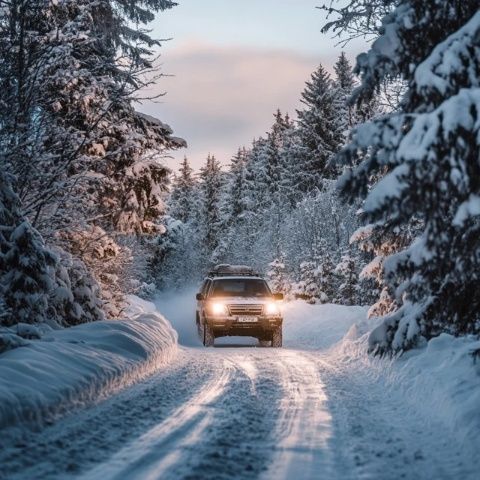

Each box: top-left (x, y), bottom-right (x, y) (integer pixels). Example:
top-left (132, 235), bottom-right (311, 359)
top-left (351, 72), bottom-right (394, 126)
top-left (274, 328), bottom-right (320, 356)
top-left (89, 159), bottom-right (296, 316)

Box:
top-left (196, 293), bottom-right (205, 301)
top-left (273, 293), bottom-right (284, 301)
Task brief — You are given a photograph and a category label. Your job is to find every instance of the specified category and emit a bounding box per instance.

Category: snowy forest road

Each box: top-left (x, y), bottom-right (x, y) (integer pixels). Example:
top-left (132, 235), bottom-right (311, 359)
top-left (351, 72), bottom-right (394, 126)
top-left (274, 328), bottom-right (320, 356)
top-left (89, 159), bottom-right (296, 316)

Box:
top-left (0, 291), bottom-right (476, 480)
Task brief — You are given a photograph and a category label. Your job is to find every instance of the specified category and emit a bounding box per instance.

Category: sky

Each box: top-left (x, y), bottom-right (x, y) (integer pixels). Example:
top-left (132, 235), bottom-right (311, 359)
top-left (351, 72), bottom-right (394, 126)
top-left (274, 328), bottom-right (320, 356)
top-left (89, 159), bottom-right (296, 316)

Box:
top-left (140, 0), bottom-right (368, 171)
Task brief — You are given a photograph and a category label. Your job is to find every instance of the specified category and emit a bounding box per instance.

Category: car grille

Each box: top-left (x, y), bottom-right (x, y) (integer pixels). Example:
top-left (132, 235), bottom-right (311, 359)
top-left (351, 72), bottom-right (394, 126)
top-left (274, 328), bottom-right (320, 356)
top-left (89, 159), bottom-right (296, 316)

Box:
top-left (228, 304), bottom-right (263, 316)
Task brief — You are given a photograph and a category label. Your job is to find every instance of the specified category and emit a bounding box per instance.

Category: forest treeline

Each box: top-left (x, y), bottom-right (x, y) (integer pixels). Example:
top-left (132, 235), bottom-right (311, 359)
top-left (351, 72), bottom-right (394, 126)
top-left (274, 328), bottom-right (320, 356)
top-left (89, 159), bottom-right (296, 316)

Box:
top-left (157, 0), bottom-right (480, 353)
top-left (1, 0), bottom-right (479, 355)
top-left (157, 54), bottom-right (379, 308)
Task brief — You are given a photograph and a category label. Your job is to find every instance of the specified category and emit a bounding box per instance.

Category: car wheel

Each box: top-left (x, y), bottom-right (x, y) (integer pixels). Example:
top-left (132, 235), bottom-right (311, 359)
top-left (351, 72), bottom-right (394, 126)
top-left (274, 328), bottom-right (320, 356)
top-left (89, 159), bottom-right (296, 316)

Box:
top-left (271, 327), bottom-right (282, 348)
top-left (196, 313), bottom-right (202, 337)
top-left (203, 322), bottom-right (215, 347)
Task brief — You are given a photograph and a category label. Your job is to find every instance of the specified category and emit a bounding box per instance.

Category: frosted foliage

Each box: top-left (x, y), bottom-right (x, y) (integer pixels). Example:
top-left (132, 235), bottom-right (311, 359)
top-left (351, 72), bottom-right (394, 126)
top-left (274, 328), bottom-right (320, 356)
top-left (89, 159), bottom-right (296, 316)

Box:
top-left (0, 172), bottom-right (57, 326)
top-left (267, 257), bottom-right (291, 295)
top-left (337, 0), bottom-right (480, 352)
top-left (155, 72), bottom-right (374, 308)
top-left (0, 0), bottom-right (182, 326)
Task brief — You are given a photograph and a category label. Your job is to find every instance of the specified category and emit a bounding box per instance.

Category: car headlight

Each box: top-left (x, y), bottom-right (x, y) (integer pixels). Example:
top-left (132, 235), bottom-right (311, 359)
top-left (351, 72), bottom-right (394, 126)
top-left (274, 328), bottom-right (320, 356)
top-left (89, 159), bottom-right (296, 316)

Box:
top-left (265, 302), bottom-right (280, 315)
top-left (210, 302), bottom-right (228, 316)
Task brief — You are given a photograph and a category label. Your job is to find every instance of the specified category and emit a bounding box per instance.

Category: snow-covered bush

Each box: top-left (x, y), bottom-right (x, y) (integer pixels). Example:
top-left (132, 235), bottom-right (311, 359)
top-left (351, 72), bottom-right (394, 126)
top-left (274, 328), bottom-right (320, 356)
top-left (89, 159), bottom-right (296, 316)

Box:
top-left (335, 253), bottom-right (360, 306)
top-left (292, 261), bottom-right (329, 304)
top-left (267, 257), bottom-right (291, 296)
top-left (50, 248), bottom-right (104, 326)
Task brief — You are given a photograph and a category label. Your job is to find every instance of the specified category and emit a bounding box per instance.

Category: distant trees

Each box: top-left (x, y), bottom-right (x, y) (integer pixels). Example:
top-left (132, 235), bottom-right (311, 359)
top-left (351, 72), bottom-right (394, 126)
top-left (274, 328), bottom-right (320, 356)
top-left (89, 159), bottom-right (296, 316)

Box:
top-left (295, 64), bottom-right (345, 188)
top-left (156, 53), bottom-right (373, 307)
top-left (199, 155), bottom-right (224, 259)
top-left (170, 157), bottom-right (197, 224)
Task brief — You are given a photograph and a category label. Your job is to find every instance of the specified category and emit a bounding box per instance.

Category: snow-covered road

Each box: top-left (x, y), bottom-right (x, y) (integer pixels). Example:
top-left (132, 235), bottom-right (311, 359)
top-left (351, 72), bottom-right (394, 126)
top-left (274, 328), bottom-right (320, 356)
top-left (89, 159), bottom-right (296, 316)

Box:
top-left (1, 291), bottom-right (478, 480)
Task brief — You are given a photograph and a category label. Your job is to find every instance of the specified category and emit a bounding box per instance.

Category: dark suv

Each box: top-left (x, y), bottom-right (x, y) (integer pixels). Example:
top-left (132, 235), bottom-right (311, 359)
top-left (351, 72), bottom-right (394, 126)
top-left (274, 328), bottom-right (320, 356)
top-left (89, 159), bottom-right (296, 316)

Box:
top-left (195, 265), bottom-right (284, 347)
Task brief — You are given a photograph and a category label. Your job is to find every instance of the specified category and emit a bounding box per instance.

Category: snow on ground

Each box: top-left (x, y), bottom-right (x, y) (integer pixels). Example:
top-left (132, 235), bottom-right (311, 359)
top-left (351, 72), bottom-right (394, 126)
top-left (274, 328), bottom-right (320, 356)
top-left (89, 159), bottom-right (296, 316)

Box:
top-left (1, 290), bottom-right (479, 479)
top-left (282, 300), bottom-right (369, 350)
top-left (0, 295), bottom-right (177, 429)
top-left (285, 302), bottom-right (480, 472)
top-left (329, 327), bottom-right (480, 461)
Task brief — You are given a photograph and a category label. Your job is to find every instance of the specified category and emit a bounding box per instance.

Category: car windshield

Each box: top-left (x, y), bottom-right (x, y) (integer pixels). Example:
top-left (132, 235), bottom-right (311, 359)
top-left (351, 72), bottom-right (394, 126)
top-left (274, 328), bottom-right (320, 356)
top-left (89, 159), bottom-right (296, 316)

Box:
top-left (209, 279), bottom-right (270, 298)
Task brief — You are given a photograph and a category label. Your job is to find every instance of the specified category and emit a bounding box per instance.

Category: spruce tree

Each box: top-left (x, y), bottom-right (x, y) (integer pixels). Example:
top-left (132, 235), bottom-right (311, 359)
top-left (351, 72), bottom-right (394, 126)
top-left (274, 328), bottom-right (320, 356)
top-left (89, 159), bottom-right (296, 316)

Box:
top-left (296, 64), bottom-right (344, 190)
top-left (336, 1), bottom-right (480, 352)
top-left (199, 155), bottom-right (224, 259)
top-left (0, 172), bottom-right (57, 326)
top-left (334, 52), bottom-right (357, 130)
top-left (170, 157), bottom-right (197, 223)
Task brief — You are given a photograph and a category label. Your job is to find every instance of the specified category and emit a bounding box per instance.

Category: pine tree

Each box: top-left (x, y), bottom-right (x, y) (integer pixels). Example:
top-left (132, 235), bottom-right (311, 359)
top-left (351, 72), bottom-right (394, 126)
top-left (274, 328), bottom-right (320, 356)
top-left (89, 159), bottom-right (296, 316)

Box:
top-left (334, 52), bottom-right (355, 91)
top-left (334, 52), bottom-right (356, 130)
top-left (337, 1), bottom-right (480, 353)
top-left (267, 255), bottom-right (291, 296)
top-left (199, 155), bottom-right (224, 259)
top-left (0, 172), bottom-right (57, 326)
top-left (335, 252), bottom-right (360, 306)
top-left (213, 148), bottom-right (250, 262)
top-left (170, 156), bottom-right (197, 223)
top-left (296, 64), bottom-right (345, 190)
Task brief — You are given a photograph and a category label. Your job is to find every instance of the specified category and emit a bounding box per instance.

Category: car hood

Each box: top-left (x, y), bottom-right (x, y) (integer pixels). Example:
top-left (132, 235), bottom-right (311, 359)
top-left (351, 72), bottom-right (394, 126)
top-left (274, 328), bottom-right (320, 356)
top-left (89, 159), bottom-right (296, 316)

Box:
top-left (209, 296), bottom-right (272, 304)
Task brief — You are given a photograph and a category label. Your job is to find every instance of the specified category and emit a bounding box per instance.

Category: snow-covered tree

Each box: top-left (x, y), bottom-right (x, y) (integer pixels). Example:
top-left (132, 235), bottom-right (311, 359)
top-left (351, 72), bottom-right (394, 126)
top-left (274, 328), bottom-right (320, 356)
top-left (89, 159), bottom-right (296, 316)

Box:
top-left (169, 156), bottom-right (198, 224)
top-left (199, 155), bottom-right (224, 260)
top-left (335, 252), bottom-right (360, 306)
top-left (50, 248), bottom-right (104, 326)
top-left (0, 0), bottom-right (184, 319)
top-left (267, 256), bottom-right (291, 295)
top-left (0, 172), bottom-right (56, 326)
top-left (292, 261), bottom-right (329, 304)
top-left (296, 64), bottom-right (345, 189)
top-left (334, 52), bottom-right (357, 130)
top-left (336, 1), bottom-right (480, 353)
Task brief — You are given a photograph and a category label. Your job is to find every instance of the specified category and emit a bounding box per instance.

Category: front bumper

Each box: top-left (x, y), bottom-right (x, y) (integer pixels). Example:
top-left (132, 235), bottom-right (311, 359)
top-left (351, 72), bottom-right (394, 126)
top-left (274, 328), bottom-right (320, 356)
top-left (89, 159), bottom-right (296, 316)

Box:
top-left (205, 315), bottom-right (282, 337)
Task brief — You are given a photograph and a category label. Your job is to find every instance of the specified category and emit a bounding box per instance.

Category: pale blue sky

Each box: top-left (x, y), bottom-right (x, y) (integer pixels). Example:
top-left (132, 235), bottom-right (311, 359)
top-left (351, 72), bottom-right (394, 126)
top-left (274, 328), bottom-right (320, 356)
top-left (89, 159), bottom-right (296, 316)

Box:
top-left (142, 1), bottom-right (367, 170)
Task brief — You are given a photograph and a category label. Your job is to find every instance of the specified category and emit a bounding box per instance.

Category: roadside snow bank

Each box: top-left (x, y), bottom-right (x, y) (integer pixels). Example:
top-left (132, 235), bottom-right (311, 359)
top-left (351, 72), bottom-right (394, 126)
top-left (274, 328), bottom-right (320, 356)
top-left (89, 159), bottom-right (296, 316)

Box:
top-left (0, 296), bottom-right (177, 429)
top-left (334, 325), bottom-right (480, 454)
top-left (285, 300), bottom-right (480, 453)
top-left (283, 300), bottom-right (368, 349)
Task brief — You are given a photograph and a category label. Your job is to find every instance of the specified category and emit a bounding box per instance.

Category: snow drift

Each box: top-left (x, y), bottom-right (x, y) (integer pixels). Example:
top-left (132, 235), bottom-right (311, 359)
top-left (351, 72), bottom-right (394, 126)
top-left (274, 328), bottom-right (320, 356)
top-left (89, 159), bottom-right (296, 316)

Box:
top-left (281, 300), bottom-right (480, 456)
top-left (0, 296), bottom-right (177, 429)
top-left (332, 318), bottom-right (480, 456)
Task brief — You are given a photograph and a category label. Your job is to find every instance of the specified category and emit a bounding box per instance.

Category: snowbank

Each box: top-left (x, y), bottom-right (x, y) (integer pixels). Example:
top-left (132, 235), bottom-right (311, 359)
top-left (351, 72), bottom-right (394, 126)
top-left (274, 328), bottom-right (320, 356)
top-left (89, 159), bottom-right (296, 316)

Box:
top-left (0, 296), bottom-right (177, 429)
top-left (283, 300), bottom-right (368, 350)
top-left (283, 300), bottom-right (480, 454)
top-left (333, 322), bottom-right (480, 455)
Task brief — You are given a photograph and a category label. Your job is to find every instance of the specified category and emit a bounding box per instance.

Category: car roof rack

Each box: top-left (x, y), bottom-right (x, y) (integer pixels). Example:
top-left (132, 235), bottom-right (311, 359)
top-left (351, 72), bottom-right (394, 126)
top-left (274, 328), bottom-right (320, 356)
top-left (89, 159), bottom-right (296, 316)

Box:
top-left (208, 264), bottom-right (260, 277)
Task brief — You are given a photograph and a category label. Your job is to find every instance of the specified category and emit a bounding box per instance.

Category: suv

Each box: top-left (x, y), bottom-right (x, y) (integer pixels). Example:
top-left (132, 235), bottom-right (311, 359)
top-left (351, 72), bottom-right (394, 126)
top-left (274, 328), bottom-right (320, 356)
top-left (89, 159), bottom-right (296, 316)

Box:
top-left (195, 265), bottom-right (284, 347)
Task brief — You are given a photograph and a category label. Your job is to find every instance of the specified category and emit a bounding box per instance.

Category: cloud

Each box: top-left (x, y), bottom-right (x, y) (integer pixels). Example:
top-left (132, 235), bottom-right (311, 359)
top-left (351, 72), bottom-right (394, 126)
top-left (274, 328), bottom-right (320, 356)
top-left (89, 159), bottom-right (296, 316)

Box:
top-left (140, 41), bottom-right (338, 170)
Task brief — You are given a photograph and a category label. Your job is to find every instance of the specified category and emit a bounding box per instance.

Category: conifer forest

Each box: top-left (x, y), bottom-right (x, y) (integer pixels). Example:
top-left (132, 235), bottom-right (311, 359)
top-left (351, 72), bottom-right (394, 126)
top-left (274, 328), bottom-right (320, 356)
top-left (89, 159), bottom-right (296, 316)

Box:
top-left (1, 2), bottom-right (480, 479)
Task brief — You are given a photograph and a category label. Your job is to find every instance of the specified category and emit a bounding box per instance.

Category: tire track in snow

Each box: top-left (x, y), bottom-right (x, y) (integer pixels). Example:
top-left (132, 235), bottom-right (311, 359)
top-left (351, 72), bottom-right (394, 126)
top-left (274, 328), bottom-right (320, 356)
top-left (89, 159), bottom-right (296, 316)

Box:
top-left (154, 351), bottom-right (284, 480)
top-left (79, 359), bottom-right (233, 480)
top-left (261, 350), bottom-right (334, 480)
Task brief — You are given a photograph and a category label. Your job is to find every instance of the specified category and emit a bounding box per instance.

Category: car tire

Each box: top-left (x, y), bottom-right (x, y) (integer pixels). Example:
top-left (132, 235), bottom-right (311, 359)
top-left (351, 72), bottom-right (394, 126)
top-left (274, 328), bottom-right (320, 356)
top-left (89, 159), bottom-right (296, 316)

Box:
top-left (196, 313), bottom-right (202, 338)
top-left (203, 322), bottom-right (215, 347)
top-left (271, 327), bottom-right (282, 348)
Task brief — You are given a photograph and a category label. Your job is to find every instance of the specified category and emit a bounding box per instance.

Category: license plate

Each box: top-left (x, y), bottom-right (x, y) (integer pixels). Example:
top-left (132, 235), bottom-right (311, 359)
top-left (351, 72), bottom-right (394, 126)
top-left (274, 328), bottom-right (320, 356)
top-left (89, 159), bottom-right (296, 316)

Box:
top-left (237, 316), bottom-right (258, 323)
